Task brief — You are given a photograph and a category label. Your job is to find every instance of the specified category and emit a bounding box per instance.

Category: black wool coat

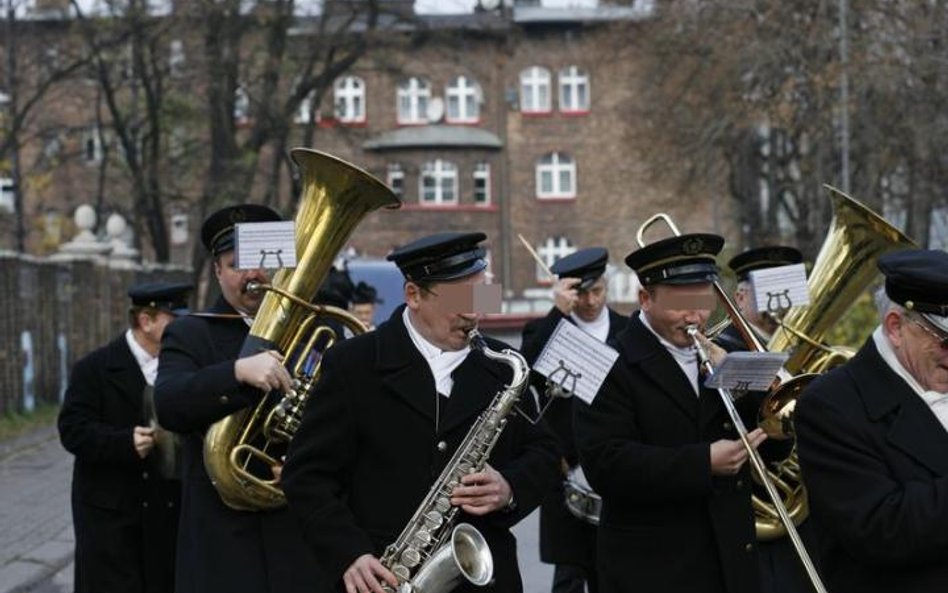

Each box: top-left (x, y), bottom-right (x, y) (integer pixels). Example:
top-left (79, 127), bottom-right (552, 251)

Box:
top-left (795, 337), bottom-right (948, 593)
top-left (575, 312), bottom-right (763, 593)
top-left (520, 306), bottom-right (627, 566)
top-left (282, 305), bottom-right (560, 593)
top-left (154, 297), bottom-right (328, 593)
top-left (58, 335), bottom-right (179, 593)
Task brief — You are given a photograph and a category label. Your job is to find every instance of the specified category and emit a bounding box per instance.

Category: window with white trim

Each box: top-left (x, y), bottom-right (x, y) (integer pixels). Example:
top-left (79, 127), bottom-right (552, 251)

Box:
top-left (559, 66), bottom-right (589, 112)
top-left (334, 76), bottom-right (365, 123)
top-left (446, 76), bottom-right (480, 123)
top-left (397, 77), bottom-right (430, 124)
top-left (473, 162), bottom-right (491, 205)
top-left (386, 163), bottom-right (404, 198)
top-left (169, 39), bottom-right (185, 76)
top-left (0, 177), bottom-right (15, 213)
top-left (234, 87), bottom-right (250, 123)
top-left (83, 127), bottom-right (104, 164)
top-left (520, 66), bottom-right (551, 113)
top-left (419, 160), bottom-right (458, 205)
top-left (536, 152), bottom-right (576, 198)
top-left (536, 236), bottom-right (576, 281)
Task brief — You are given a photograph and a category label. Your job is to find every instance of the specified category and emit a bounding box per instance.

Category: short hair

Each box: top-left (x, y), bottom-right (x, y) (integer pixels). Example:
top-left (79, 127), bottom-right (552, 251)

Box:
top-left (128, 306), bottom-right (160, 329)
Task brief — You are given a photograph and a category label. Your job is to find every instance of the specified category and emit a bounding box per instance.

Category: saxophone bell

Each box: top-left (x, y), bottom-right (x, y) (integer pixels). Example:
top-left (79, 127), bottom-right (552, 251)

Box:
top-left (394, 523), bottom-right (493, 593)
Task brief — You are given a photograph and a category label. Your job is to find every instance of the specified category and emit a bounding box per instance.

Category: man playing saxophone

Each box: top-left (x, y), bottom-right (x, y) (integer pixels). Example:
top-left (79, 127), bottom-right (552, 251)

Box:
top-left (282, 231), bottom-right (559, 593)
top-left (154, 204), bottom-right (329, 593)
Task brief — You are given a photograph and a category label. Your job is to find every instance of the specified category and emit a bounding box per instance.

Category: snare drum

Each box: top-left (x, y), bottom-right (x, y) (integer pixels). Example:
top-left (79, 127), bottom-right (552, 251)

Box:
top-left (563, 468), bottom-right (602, 526)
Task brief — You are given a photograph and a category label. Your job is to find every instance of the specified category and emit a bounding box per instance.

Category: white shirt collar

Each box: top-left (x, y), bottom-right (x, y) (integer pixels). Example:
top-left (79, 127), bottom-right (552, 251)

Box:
top-left (571, 306), bottom-right (610, 343)
top-left (640, 312), bottom-right (700, 396)
top-left (873, 326), bottom-right (948, 432)
top-left (125, 329), bottom-right (158, 386)
top-left (402, 307), bottom-right (470, 397)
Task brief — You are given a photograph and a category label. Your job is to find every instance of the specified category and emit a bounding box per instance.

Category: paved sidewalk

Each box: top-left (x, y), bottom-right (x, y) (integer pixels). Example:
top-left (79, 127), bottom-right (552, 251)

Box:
top-left (0, 425), bottom-right (73, 593)
top-left (0, 423), bottom-right (554, 593)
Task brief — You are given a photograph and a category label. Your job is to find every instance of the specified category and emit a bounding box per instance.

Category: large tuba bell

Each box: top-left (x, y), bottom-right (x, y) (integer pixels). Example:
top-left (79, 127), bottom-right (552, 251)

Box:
top-left (752, 184), bottom-right (916, 540)
top-left (204, 148), bottom-right (400, 511)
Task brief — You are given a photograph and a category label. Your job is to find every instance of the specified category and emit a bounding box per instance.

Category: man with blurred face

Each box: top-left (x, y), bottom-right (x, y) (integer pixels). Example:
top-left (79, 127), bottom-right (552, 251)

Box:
top-left (282, 231), bottom-right (558, 593)
top-left (520, 247), bottom-right (628, 593)
top-left (350, 281), bottom-right (382, 331)
top-left (154, 204), bottom-right (328, 593)
top-left (717, 246), bottom-right (804, 352)
top-left (575, 233), bottom-right (768, 593)
top-left (795, 249), bottom-right (948, 593)
top-left (59, 282), bottom-right (191, 593)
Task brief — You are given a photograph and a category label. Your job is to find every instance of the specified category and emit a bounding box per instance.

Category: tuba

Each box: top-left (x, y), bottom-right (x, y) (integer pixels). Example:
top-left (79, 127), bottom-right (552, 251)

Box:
top-left (204, 148), bottom-right (400, 511)
top-left (752, 185), bottom-right (916, 539)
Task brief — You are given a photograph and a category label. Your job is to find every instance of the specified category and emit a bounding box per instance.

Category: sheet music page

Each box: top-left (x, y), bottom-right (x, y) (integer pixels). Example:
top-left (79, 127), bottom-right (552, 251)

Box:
top-left (750, 263), bottom-right (809, 313)
top-left (704, 351), bottom-right (789, 392)
top-left (234, 221), bottom-right (297, 270)
top-left (533, 319), bottom-right (619, 405)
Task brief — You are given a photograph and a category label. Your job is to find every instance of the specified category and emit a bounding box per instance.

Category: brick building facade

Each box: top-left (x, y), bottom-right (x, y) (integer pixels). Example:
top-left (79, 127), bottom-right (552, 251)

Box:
top-left (3, 1), bottom-right (737, 311)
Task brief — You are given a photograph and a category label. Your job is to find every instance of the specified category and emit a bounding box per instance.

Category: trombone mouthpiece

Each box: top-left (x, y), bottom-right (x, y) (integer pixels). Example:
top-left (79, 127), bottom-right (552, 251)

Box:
top-left (686, 325), bottom-right (700, 338)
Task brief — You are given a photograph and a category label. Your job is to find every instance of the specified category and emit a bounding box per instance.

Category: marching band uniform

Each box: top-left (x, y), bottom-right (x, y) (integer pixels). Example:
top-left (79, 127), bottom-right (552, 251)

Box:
top-left (795, 249), bottom-right (948, 593)
top-left (520, 247), bottom-right (627, 593)
top-left (714, 246), bottom-right (815, 593)
top-left (155, 205), bottom-right (328, 593)
top-left (576, 234), bottom-right (765, 593)
top-left (59, 282), bottom-right (192, 593)
top-left (282, 232), bottom-right (559, 593)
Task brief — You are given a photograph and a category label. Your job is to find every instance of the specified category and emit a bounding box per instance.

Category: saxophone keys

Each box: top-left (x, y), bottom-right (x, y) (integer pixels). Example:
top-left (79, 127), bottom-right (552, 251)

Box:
top-left (435, 496), bottom-right (451, 513)
top-left (424, 510), bottom-right (444, 529)
top-left (392, 563), bottom-right (411, 581)
top-left (401, 547), bottom-right (421, 567)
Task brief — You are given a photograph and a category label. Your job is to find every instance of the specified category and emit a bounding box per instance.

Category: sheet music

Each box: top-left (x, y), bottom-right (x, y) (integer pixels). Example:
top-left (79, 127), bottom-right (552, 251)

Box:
top-left (234, 221), bottom-right (297, 270)
top-left (533, 319), bottom-right (619, 405)
top-left (704, 351), bottom-right (789, 392)
top-left (750, 263), bottom-right (809, 313)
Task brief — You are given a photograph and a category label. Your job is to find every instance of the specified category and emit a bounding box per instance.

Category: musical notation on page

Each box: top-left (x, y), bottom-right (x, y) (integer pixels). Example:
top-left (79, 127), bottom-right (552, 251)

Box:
top-left (749, 263), bottom-right (809, 313)
top-left (533, 319), bottom-right (619, 405)
top-left (234, 221), bottom-right (298, 270)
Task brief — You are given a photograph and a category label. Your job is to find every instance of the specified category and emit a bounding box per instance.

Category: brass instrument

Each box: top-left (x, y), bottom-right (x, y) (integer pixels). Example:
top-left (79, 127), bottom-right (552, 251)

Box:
top-left (379, 330), bottom-right (529, 593)
top-left (204, 148), bottom-right (401, 511)
top-left (687, 326), bottom-right (828, 593)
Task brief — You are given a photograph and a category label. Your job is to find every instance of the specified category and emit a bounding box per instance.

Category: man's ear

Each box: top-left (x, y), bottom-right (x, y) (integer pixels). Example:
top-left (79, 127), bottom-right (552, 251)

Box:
top-left (404, 282), bottom-right (422, 310)
top-left (882, 310), bottom-right (904, 348)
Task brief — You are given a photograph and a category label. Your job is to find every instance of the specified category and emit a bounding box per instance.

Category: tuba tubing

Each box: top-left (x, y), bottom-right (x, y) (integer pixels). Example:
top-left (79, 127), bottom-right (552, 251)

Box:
top-left (204, 149), bottom-right (401, 511)
top-left (688, 326), bottom-right (828, 593)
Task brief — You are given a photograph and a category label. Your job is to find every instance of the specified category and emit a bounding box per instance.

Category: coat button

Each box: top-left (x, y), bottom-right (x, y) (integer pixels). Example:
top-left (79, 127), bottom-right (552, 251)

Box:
top-left (143, 501), bottom-right (149, 508)
top-left (437, 441), bottom-right (447, 452)
top-left (745, 543), bottom-right (754, 552)
top-left (723, 421), bottom-right (733, 431)
top-left (736, 479), bottom-right (744, 489)
top-left (142, 471), bottom-right (149, 479)
top-left (220, 395), bottom-right (229, 404)
top-left (167, 501), bottom-right (174, 508)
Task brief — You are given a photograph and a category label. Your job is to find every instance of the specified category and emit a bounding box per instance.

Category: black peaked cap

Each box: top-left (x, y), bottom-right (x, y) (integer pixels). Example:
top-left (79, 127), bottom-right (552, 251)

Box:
top-left (387, 232), bottom-right (488, 283)
top-left (878, 249), bottom-right (948, 332)
top-left (128, 282), bottom-right (193, 315)
top-left (624, 233), bottom-right (724, 286)
top-left (200, 204), bottom-right (283, 256)
top-left (551, 247), bottom-right (609, 290)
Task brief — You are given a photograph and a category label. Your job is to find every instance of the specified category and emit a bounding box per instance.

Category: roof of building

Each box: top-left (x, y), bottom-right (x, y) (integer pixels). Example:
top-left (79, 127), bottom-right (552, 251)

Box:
top-left (363, 125), bottom-right (503, 150)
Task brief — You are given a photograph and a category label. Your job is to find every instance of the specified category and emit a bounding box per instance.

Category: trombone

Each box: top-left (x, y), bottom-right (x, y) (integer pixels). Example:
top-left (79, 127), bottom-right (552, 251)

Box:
top-left (637, 214), bottom-right (829, 593)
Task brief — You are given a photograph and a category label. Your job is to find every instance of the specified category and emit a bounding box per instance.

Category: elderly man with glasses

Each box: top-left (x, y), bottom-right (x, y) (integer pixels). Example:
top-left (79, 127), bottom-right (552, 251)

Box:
top-left (795, 248), bottom-right (948, 593)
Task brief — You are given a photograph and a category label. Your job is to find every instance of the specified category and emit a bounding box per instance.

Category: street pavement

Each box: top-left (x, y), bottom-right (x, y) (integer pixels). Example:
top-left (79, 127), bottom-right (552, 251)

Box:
top-left (0, 423), bottom-right (554, 593)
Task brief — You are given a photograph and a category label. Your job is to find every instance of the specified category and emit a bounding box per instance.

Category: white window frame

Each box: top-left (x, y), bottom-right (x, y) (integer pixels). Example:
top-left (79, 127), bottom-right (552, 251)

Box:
top-left (397, 77), bottom-right (430, 125)
top-left (83, 127), bottom-right (104, 164)
top-left (536, 236), bottom-right (576, 281)
top-left (473, 162), bottom-right (491, 206)
top-left (536, 152), bottom-right (576, 199)
top-left (446, 76), bottom-right (480, 123)
top-left (386, 163), bottom-right (405, 198)
top-left (0, 177), bottom-right (15, 213)
top-left (334, 76), bottom-right (366, 123)
top-left (169, 39), bottom-right (185, 76)
top-left (520, 66), bottom-right (551, 113)
top-left (234, 86), bottom-right (250, 123)
top-left (559, 66), bottom-right (590, 113)
top-left (419, 159), bottom-right (458, 205)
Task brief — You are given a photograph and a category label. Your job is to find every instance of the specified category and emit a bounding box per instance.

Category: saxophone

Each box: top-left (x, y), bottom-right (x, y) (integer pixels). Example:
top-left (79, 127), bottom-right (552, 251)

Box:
top-left (379, 329), bottom-right (530, 593)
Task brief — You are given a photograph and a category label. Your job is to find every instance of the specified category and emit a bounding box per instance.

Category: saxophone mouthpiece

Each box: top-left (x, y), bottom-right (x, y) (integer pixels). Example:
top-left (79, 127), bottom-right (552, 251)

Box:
top-left (468, 328), bottom-right (487, 351)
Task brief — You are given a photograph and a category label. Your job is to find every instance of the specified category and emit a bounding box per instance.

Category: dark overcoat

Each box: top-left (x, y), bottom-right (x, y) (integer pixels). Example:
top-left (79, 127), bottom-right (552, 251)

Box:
top-left (795, 338), bottom-right (948, 593)
top-left (575, 312), bottom-right (762, 593)
top-left (154, 297), bottom-right (328, 593)
top-left (714, 323), bottom-right (816, 593)
top-left (520, 307), bottom-right (627, 566)
top-left (58, 335), bottom-right (179, 593)
top-left (282, 305), bottom-right (560, 593)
